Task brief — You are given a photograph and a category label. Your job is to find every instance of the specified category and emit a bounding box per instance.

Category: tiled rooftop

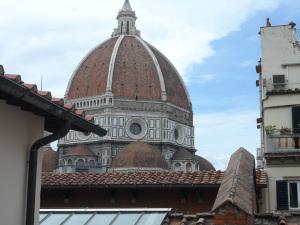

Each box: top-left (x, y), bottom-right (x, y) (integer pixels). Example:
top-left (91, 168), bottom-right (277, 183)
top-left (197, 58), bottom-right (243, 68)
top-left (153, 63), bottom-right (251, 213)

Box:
top-left (212, 148), bottom-right (257, 215)
top-left (1, 72), bottom-right (91, 121)
top-left (42, 170), bottom-right (267, 188)
top-left (65, 145), bottom-right (96, 157)
top-left (0, 65), bottom-right (106, 136)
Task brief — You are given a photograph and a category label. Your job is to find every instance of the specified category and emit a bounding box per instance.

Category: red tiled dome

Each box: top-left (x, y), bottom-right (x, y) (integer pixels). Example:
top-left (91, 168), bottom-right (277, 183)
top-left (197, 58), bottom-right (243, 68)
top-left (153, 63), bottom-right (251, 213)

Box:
top-left (172, 149), bottom-right (215, 171)
top-left (65, 145), bottom-right (95, 156)
top-left (112, 142), bottom-right (168, 169)
top-left (42, 148), bottom-right (58, 172)
top-left (65, 36), bottom-right (191, 110)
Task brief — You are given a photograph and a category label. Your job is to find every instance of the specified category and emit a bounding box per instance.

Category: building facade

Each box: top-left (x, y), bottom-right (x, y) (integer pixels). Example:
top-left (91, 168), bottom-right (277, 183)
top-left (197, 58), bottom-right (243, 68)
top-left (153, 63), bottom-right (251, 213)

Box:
top-left (256, 20), bottom-right (300, 213)
top-left (56, 0), bottom-right (214, 173)
top-left (0, 66), bottom-right (106, 225)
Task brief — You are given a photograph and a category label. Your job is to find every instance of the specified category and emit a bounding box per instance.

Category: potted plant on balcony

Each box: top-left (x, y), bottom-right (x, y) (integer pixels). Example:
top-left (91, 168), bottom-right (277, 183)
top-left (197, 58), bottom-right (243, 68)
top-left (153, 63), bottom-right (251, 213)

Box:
top-left (264, 125), bottom-right (277, 135)
top-left (280, 127), bottom-right (291, 135)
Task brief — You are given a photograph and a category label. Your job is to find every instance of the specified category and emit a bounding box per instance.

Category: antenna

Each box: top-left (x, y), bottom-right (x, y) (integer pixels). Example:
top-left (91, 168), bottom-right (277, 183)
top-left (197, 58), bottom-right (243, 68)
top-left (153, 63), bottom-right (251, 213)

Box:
top-left (40, 75), bottom-right (43, 91)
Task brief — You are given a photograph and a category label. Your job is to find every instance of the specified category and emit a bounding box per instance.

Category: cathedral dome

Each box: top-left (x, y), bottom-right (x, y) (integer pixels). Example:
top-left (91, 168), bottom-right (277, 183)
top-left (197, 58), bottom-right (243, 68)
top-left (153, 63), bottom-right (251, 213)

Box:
top-left (111, 142), bottom-right (168, 170)
top-left (65, 1), bottom-right (191, 110)
top-left (172, 149), bottom-right (215, 171)
top-left (65, 145), bottom-right (95, 156)
top-left (42, 147), bottom-right (58, 172)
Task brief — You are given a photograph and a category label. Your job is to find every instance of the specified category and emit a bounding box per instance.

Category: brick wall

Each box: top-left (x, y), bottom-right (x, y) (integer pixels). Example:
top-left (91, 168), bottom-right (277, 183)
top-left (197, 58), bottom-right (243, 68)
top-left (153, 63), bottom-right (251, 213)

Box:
top-left (41, 187), bottom-right (218, 213)
top-left (213, 203), bottom-right (254, 225)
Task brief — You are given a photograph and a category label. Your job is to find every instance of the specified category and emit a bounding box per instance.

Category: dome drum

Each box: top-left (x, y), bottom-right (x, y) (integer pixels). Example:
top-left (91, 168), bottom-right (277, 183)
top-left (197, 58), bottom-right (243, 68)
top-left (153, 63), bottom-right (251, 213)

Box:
top-left (55, 0), bottom-right (214, 174)
top-left (125, 117), bottom-right (147, 140)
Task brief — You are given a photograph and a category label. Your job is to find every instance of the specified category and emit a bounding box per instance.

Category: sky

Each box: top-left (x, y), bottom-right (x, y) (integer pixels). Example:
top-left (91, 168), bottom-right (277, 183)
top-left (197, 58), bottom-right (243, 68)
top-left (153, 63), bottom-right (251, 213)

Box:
top-left (0, 0), bottom-right (299, 169)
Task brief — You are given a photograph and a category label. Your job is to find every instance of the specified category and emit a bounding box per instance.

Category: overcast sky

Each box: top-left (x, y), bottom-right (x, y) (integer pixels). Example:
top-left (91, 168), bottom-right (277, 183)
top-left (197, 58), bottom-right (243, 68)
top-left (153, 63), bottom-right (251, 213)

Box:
top-left (1, 0), bottom-right (299, 169)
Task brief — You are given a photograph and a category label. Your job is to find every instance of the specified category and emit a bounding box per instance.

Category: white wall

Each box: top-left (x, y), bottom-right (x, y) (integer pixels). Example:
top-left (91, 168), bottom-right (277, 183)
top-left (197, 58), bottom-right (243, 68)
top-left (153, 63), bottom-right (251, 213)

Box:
top-left (263, 166), bottom-right (300, 213)
top-left (261, 25), bottom-right (300, 100)
top-left (264, 107), bottom-right (292, 129)
top-left (261, 25), bottom-right (300, 80)
top-left (0, 100), bottom-right (44, 225)
top-left (264, 95), bottom-right (300, 109)
top-left (260, 24), bottom-right (300, 214)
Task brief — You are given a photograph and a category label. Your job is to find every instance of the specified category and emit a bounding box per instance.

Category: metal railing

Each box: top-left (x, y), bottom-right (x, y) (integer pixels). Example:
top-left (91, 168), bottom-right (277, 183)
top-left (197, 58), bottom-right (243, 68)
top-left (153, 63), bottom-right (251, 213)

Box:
top-left (266, 131), bottom-right (300, 153)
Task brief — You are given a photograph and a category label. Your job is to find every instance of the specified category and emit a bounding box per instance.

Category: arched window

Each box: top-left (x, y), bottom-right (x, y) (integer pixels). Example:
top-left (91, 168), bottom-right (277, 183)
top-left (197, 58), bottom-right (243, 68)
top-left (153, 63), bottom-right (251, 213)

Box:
top-left (121, 21), bottom-right (123, 33)
top-left (126, 21), bottom-right (130, 34)
top-left (60, 160), bottom-right (66, 167)
top-left (89, 160), bottom-right (96, 168)
top-left (186, 163), bottom-right (192, 172)
top-left (76, 159), bottom-right (85, 169)
top-left (174, 162), bottom-right (181, 171)
top-left (67, 159), bottom-right (72, 166)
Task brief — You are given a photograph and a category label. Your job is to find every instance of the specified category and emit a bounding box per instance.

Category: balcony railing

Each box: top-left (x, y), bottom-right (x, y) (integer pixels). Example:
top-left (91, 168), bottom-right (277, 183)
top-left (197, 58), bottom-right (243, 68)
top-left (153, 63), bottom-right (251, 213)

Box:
top-left (266, 132), bottom-right (300, 153)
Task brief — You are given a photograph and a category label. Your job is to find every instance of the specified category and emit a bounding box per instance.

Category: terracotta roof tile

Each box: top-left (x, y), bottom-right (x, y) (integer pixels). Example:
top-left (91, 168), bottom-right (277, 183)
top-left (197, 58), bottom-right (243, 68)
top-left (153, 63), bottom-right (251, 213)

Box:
top-left (65, 145), bottom-right (95, 157)
top-left (51, 97), bottom-right (64, 106)
top-left (172, 149), bottom-right (215, 171)
top-left (212, 148), bottom-right (257, 215)
top-left (74, 109), bottom-right (85, 117)
top-left (42, 148), bottom-right (58, 172)
top-left (42, 171), bottom-right (223, 188)
top-left (149, 45), bottom-right (190, 109)
top-left (37, 90), bottom-right (52, 100)
top-left (65, 36), bottom-right (191, 110)
top-left (111, 142), bottom-right (168, 170)
top-left (63, 103), bottom-right (75, 110)
top-left (23, 83), bottom-right (38, 92)
top-left (3, 74), bottom-right (22, 83)
top-left (41, 170), bottom-right (267, 188)
top-left (0, 65), bottom-right (103, 130)
top-left (66, 37), bottom-right (118, 99)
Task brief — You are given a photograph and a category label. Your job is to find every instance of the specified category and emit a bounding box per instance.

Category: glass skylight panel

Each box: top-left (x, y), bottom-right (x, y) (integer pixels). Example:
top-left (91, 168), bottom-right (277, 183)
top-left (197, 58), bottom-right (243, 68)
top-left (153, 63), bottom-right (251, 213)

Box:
top-left (63, 214), bottom-right (94, 225)
top-left (39, 210), bottom-right (170, 225)
top-left (112, 213), bottom-right (141, 225)
top-left (39, 214), bottom-right (48, 222)
top-left (87, 213), bottom-right (117, 225)
top-left (136, 212), bottom-right (167, 225)
top-left (40, 214), bottom-right (69, 225)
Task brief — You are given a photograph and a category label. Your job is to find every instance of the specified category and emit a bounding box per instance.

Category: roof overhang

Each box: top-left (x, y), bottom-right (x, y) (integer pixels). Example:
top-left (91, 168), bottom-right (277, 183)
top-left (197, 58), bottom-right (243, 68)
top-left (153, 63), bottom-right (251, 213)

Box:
top-left (0, 73), bottom-right (106, 136)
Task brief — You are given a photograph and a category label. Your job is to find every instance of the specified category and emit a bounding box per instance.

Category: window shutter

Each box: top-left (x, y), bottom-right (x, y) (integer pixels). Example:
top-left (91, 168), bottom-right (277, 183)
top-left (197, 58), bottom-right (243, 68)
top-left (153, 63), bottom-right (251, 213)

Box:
top-left (292, 107), bottom-right (300, 134)
top-left (276, 181), bottom-right (288, 210)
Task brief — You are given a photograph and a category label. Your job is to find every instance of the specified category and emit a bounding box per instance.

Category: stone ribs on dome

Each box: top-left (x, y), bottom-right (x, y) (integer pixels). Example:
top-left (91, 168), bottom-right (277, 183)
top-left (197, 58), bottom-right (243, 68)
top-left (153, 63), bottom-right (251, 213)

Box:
top-left (65, 35), bottom-right (191, 110)
top-left (58, 0), bottom-right (206, 174)
top-left (65, 0), bottom-right (191, 110)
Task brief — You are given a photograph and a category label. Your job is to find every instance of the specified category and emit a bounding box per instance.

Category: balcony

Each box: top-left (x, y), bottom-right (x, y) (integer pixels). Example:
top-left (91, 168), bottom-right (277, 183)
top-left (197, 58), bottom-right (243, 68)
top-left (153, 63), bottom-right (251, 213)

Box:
top-left (266, 132), bottom-right (300, 154)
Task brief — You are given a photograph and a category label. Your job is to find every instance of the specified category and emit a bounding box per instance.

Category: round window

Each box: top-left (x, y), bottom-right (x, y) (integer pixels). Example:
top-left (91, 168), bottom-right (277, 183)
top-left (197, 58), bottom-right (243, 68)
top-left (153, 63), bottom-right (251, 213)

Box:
top-left (126, 117), bottom-right (147, 139)
top-left (130, 123), bottom-right (142, 135)
top-left (174, 125), bottom-right (184, 144)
